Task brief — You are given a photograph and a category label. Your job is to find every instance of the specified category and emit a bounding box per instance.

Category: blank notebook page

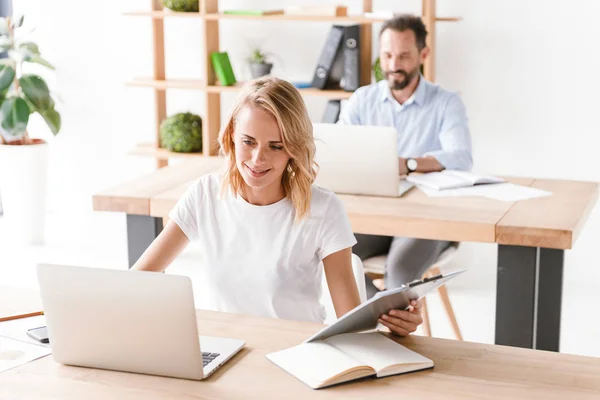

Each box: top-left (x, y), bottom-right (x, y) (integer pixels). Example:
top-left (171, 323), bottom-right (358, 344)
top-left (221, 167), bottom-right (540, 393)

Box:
top-left (266, 341), bottom-right (366, 387)
top-left (324, 332), bottom-right (431, 373)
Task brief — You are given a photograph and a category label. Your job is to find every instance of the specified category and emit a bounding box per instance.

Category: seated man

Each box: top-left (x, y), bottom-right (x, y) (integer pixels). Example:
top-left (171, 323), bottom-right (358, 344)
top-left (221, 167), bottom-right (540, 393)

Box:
top-left (338, 14), bottom-right (473, 296)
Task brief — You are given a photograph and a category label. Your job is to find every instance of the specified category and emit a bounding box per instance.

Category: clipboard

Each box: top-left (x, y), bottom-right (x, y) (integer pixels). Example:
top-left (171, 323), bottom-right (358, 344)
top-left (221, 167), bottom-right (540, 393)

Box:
top-left (306, 270), bottom-right (466, 343)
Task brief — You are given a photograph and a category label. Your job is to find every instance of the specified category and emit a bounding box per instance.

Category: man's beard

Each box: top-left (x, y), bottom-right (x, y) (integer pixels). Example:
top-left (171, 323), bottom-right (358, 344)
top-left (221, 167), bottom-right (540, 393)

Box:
top-left (385, 66), bottom-right (420, 90)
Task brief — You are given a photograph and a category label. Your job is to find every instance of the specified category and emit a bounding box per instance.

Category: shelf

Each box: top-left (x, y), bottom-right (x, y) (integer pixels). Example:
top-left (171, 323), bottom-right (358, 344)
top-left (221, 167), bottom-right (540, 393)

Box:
top-left (126, 78), bottom-right (354, 99)
top-left (123, 11), bottom-right (460, 23)
top-left (206, 84), bottom-right (353, 99)
top-left (130, 143), bottom-right (203, 160)
top-left (206, 13), bottom-right (460, 23)
top-left (436, 17), bottom-right (461, 22)
top-left (126, 78), bottom-right (205, 90)
top-left (205, 13), bottom-right (383, 23)
top-left (123, 10), bottom-right (202, 18)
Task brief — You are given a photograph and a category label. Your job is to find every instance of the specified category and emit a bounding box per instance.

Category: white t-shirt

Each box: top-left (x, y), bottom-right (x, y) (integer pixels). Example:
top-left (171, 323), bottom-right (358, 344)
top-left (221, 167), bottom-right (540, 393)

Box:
top-left (169, 173), bottom-right (357, 323)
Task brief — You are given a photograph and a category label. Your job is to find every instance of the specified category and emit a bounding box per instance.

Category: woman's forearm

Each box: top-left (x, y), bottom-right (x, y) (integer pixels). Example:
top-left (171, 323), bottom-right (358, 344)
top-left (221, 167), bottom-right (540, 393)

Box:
top-left (132, 220), bottom-right (190, 272)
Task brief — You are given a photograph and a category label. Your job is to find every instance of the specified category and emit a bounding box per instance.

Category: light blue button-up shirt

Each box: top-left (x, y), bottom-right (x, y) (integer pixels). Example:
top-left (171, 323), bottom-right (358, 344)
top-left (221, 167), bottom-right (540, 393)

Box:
top-left (338, 77), bottom-right (473, 171)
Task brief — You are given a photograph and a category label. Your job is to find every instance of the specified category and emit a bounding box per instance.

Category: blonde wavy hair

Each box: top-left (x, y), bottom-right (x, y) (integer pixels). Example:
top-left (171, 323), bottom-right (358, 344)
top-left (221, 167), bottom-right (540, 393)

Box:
top-left (218, 76), bottom-right (318, 221)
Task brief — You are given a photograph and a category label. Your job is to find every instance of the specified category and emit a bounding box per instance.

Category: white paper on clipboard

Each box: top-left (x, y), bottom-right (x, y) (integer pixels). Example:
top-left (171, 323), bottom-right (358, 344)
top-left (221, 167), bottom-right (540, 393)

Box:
top-left (307, 270), bottom-right (466, 343)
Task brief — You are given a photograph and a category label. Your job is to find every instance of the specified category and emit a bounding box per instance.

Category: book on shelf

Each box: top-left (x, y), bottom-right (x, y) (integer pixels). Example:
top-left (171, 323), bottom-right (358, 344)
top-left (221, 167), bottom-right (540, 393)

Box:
top-left (284, 5), bottom-right (348, 17)
top-left (223, 9), bottom-right (284, 16)
top-left (210, 52), bottom-right (236, 86)
top-left (267, 331), bottom-right (433, 389)
top-left (291, 81), bottom-right (312, 89)
top-left (407, 170), bottom-right (505, 190)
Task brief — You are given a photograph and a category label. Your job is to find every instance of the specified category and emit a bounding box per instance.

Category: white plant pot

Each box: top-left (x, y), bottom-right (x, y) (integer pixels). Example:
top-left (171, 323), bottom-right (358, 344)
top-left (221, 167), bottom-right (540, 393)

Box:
top-left (0, 141), bottom-right (49, 245)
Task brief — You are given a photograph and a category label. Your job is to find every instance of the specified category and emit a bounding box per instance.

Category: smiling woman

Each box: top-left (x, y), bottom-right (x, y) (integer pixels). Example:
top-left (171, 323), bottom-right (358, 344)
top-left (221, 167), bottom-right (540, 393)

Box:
top-left (218, 77), bottom-right (316, 218)
top-left (130, 76), bottom-right (423, 336)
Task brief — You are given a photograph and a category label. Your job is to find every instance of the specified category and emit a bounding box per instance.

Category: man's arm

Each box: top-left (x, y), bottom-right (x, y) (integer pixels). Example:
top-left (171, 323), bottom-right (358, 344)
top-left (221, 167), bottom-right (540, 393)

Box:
top-left (398, 156), bottom-right (444, 175)
top-left (400, 94), bottom-right (473, 175)
top-left (420, 94), bottom-right (473, 172)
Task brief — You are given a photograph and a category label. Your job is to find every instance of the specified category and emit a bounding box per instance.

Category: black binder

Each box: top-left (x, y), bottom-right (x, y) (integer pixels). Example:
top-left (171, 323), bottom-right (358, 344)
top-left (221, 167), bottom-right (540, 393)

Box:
top-left (321, 100), bottom-right (341, 123)
top-left (311, 25), bottom-right (345, 89)
top-left (341, 25), bottom-right (360, 92)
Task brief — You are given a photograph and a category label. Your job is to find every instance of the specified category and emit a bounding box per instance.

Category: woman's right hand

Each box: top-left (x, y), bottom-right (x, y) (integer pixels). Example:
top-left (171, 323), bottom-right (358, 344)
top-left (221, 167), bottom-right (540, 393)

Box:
top-left (132, 220), bottom-right (190, 272)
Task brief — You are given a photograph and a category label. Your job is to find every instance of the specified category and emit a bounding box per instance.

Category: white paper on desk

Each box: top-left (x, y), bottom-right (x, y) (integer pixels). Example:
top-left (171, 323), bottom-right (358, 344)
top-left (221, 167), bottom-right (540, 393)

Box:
top-left (0, 335), bottom-right (51, 373)
top-left (417, 182), bottom-right (552, 202)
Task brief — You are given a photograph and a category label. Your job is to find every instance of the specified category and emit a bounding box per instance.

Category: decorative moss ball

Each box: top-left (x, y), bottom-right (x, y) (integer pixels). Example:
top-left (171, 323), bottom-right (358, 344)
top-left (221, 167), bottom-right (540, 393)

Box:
top-left (160, 112), bottom-right (203, 153)
top-left (163, 0), bottom-right (199, 12)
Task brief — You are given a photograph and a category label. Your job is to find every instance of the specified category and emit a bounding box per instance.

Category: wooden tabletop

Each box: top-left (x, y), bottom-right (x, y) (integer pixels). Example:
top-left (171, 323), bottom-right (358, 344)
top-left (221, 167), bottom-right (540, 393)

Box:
top-left (92, 158), bottom-right (598, 250)
top-left (2, 308), bottom-right (600, 399)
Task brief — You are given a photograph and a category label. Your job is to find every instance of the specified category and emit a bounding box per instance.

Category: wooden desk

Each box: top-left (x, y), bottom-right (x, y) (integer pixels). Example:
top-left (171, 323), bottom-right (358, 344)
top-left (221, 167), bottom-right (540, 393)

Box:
top-left (2, 308), bottom-right (600, 399)
top-left (92, 158), bottom-right (599, 352)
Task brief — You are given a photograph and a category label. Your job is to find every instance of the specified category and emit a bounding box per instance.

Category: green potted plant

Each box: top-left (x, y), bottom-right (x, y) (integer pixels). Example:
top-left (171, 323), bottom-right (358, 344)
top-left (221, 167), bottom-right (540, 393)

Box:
top-left (160, 112), bottom-right (203, 153)
top-left (247, 47), bottom-right (273, 79)
top-left (373, 57), bottom-right (385, 82)
top-left (163, 0), bottom-right (199, 12)
top-left (0, 15), bottom-right (61, 245)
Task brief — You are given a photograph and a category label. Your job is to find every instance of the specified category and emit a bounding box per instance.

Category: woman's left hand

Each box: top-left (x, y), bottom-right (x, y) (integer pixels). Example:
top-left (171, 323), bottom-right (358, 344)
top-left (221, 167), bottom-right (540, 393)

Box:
top-left (378, 300), bottom-right (423, 337)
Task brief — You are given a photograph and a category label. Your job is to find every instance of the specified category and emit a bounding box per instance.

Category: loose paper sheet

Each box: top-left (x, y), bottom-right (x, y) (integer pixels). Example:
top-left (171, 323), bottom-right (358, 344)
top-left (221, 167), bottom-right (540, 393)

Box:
top-left (417, 182), bottom-right (551, 202)
top-left (0, 335), bottom-right (51, 373)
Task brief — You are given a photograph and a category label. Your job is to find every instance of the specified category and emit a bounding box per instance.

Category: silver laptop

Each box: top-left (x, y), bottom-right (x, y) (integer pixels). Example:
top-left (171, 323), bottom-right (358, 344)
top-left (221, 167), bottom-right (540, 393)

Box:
top-left (36, 264), bottom-right (245, 380)
top-left (313, 123), bottom-right (413, 197)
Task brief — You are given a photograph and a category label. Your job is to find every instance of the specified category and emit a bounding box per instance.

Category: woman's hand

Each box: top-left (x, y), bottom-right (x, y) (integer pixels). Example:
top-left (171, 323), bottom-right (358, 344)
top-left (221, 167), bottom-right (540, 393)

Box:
top-left (378, 300), bottom-right (423, 337)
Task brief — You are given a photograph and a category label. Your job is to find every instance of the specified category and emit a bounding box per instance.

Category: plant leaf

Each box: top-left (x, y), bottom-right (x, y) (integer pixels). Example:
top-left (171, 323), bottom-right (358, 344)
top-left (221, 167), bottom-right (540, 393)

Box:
top-left (19, 74), bottom-right (53, 111)
top-left (0, 64), bottom-right (15, 92)
top-left (12, 15), bottom-right (24, 29)
top-left (24, 55), bottom-right (55, 70)
top-left (0, 36), bottom-right (12, 52)
top-left (17, 41), bottom-right (40, 57)
top-left (0, 96), bottom-right (30, 136)
top-left (40, 107), bottom-right (61, 135)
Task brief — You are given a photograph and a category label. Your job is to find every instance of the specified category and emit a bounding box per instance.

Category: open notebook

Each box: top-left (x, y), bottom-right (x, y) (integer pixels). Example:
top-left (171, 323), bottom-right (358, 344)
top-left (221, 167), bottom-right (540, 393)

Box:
top-left (407, 170), bottom-right (504, 190)
top-left (266, 332), bottom-right (432, 389)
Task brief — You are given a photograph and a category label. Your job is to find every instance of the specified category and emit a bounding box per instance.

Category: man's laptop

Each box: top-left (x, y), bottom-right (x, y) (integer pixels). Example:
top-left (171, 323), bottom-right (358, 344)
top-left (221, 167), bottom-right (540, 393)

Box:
top-left (313, 123), bottom-right (413, 197)
top-left (36, 264), bottom-right (245, 380)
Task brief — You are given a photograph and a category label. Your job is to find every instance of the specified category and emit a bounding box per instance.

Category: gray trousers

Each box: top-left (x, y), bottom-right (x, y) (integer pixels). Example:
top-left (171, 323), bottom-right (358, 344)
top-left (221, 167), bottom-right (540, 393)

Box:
top-left (353, 233), bottom-right (451, 298)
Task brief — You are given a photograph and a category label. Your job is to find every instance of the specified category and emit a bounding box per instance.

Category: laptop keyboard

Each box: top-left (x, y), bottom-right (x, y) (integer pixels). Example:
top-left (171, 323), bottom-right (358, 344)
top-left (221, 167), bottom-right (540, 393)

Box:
top-left (202, 352), bottom-right (220, 367)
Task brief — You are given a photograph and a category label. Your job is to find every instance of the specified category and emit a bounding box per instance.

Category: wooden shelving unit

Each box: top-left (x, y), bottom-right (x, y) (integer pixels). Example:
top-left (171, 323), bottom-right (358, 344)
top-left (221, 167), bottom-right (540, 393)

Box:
top-left (129, 142), bottom-right (205, 160)
top-left (126, 0), bottom-right (459, 168)
top-left (126, 78), bottom-right (353, 99)
top-left (123, 10), bottom-right (460, 23)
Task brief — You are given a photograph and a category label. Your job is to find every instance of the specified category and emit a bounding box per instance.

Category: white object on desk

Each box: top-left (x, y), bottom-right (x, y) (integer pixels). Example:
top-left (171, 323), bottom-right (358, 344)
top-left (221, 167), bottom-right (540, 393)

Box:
top-left (313, 123), bottom-right (401, 197)
top-left (266, 332), bottom-right (432, 389)
top-left (418, 182), bottom-right (552, 202)
top-left (407, 170), bottom-right (505, 190)
top-left (0, 335), bottom-right (51, 373)
top-left (37, 264), bottom-right (245, 381)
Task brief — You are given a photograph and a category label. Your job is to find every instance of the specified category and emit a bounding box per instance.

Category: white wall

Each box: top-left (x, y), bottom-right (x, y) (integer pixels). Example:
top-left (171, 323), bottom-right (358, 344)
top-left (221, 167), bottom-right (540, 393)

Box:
top-left (10, 0), bottom-right (600, 348)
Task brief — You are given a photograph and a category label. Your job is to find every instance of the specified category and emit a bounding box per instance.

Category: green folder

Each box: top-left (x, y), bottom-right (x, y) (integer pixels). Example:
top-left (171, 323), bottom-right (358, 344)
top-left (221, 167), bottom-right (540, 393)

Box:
top-left (210, 52), bottom-right (236, 86)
